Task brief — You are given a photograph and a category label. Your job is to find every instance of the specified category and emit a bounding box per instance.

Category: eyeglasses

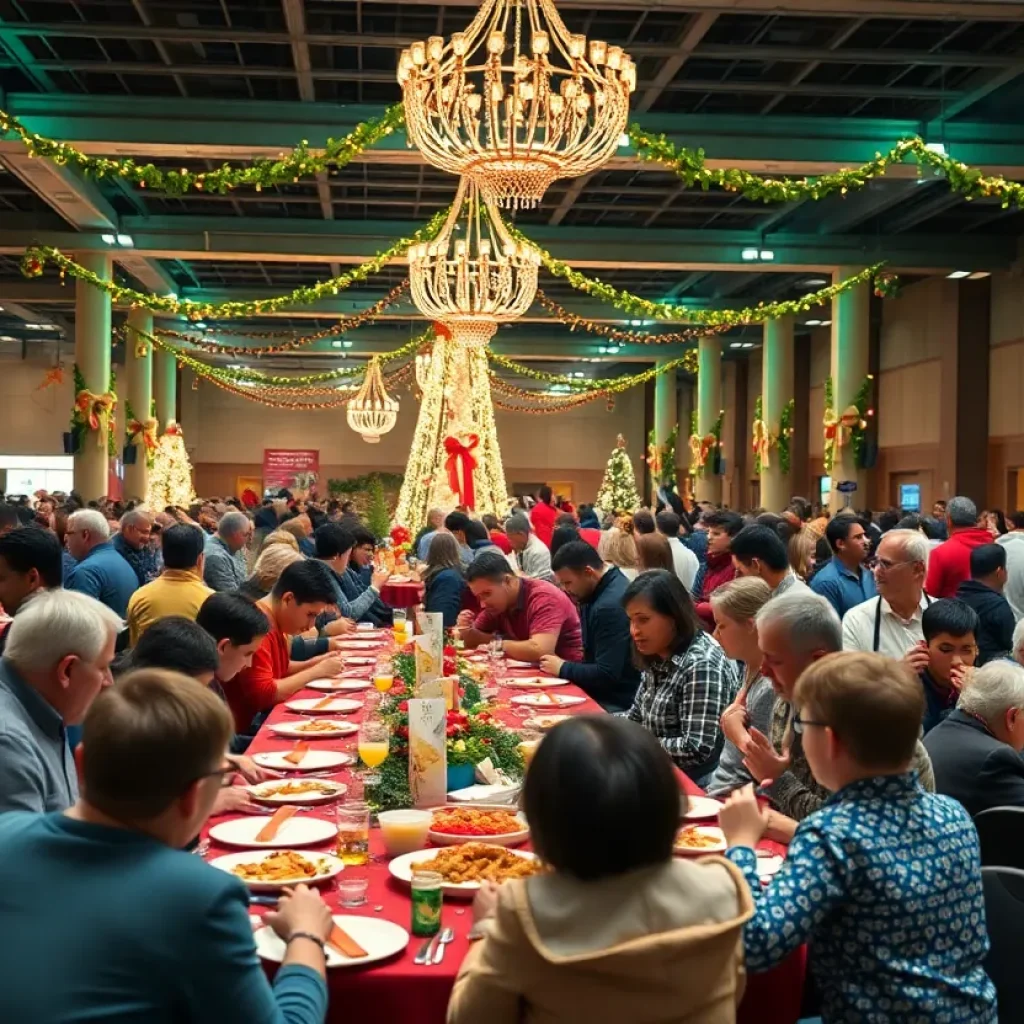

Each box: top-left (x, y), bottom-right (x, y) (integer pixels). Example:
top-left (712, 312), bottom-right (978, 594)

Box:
top-left (195, 763), bottom-right (235, 785)
top-left (792, 711), bottom-right (829, 735)
top-left (874, 557), bottom-right (912, 572)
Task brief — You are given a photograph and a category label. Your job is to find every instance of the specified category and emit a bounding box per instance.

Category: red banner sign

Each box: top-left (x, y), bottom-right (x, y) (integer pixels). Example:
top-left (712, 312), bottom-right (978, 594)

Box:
top-left (262, 449), bottom-right (320, 500)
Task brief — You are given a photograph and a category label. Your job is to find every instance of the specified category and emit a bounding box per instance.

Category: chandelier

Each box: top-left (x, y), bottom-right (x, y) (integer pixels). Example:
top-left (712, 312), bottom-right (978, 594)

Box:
top-left (415, 345), bottom-right (433, 388)
top-left (398, 0), bottom-right (636, 209)
top-left (408, 177), bottom-right (540, 347)
top-left (346, 357), bottom-right (399, 443)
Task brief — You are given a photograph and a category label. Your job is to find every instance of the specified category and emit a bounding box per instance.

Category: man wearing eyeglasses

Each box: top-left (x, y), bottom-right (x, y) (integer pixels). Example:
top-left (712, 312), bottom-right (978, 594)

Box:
top-left (841, 529), bottom-right (932, 659)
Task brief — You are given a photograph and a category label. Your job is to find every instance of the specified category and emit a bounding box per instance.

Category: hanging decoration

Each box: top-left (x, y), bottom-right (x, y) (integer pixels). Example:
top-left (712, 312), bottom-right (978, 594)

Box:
top-left (823, 375), bottom-right (874, 472)
top-left (444, 434), bottom-right (480, 509)
top-left (399, 0), bottom-right (635, 208)
top-left (124, 400), bottom-right (159, 470)
top-left (751, 396), bottom-right (772, 475)
top-left (646, 428), bottom-right (662, 483)
top-left (71, 364), bottom-right (117, 453)
top-left (646, 426), bottom-right (678, 490)
top-left (346, 356), bottom-right (400, 443)
top-left (35, 364), bottom-right (64, 391)
top-left (822, 377), bottom-right (837, 474)
top-left (487, 349), bottom-right (698, 392)
top-left (778, 399), bottom-right (795, 476)
top-left (689, 410), bottom-right (723, 478)
top-left (873, 271), bottom-right (903, 300)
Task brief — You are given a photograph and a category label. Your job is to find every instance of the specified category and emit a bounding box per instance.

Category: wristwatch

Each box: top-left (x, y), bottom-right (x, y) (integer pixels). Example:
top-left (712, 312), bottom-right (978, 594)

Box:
top-left (287, 931), bottom-right (326, 952)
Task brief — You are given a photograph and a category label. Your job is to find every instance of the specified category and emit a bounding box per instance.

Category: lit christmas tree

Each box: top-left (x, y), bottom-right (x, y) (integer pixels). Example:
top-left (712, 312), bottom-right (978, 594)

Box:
top-left (145, 422), bottom-right (197, 509)
top-left (595, 434), bottom-right (642, 517)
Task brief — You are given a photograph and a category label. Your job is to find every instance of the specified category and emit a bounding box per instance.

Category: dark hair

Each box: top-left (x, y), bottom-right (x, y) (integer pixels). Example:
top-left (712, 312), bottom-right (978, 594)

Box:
top-left (350, 526), bottom-right (376, 549)
top-left (0, 526), bottom-right (63, 588)
top-left (632, 509), bottom-right (655, 535)
top-left (550, 524), bottom-right (580, 559)
top-left (1010, 511), bottom-right (1024, 531)
top-left (703, 510), bottom-right (744, 537)
top-left (922, 598), bottom-right (979, 643)
top-left (729, 524), bottom-right (789, 572)
top-left (464, 518), bottom-right (490, 545)
top-left (655, 511), bottom-right (681, 538)
top-left (523, 716), bottom-right (680, 882)
top-left (990, 509), bottom-right (1008, 535)
top-left (538, 485), bottom-right (553, 505)
top-left (825, 516), bottom-right (864, 553)
top-left (622, 569), bottom-right (700, 666)
top-left (971, 543), bottom-right (1007, 579)
top-left (896, 514), bottom-right (922, 532)
top-left (878, 508), bottom-right (901, 533)
top-left (128, 617), bottom-right (220, 678)
top-left (314, 522), bottom-right (355, 559)
top-left (934, 499), bottom-right (947, 510)
top-left (0, 505), bottom-right (20, 530)
top-left (465, 550), bottom-right (514, 583)
top-left (196, 592), bottom-right (270, 646)
top-left (161, 523), bottom-right (205, 570)
top-left (444, 511), bottom-right (471, 534)
top-left (481, 513), bottom-right (500, 531)
top-left (271, 559), bottom-right (336, 603)
top-left (551, 539), bottom-right (603, 573)
top-left (917, 516), bottom-right (943, 541)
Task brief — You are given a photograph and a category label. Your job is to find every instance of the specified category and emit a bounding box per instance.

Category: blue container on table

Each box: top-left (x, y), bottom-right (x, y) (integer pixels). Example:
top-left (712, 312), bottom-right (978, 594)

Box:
top-left (447, 762), bottom-right (476, 792)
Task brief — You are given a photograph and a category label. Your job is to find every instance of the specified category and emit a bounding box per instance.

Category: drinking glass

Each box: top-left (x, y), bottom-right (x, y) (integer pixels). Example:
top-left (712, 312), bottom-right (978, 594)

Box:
top-left (357, 718), bottom-right (390, 787)
top-left (373, 655), bottom-right (394, 694)
top-left (335, 800), bottom-right (370, 867)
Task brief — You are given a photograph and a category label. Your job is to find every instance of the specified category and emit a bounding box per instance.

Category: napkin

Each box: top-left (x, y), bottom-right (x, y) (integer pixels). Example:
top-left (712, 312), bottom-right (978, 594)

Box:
top-left (328, 924), bottom-right (368, 959)
top-left (283, 742), bottom-right (309, 765)
top-left (255, 806), bottom-right (296, 842)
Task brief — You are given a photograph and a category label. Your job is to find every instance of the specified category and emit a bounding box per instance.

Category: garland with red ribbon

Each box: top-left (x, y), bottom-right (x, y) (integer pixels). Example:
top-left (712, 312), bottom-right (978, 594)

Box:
top-left (444, 434), bottom-right (479, 510)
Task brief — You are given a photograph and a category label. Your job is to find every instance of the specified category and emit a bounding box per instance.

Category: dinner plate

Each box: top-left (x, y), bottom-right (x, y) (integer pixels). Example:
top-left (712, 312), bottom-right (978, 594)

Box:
top-left (269, 719), bottom-right (358, 739)
top-left (509, 693), bottom-right (587, 708)
top-left (255, 915), bottom-right (410, 968)
top-left (683, 796), bottom-right (723, 820)
top-left (504, 677), bottom-right (567, 689)
top-left (428, 806), bottom-right (530, 848)
top-left (208, 815), bottom-right (338, 849)
top-left (673, 825), bottom-right (727, 856)
top-left (522, 714), bottom-right (573, 731)
top-left (341, 656), bottom-right (376, 666)
top-left (285, 697), bottom-right (362, 715)
top-left (388, 847), bottom-right (538, 897)
top-left (506, 659), bottom-right (536, 669)
top-left (355, 624), bottom-right (384, 633)
top-left (334, 640), bottom-right (385, 650)
top-left (307, 679), bottom-right (371, 693)
top-left (210, 849), bottom-right (345, 890)
top-left (253, 750), bottom-right (353, 772)
top-left (249, 779), bottom-right (348, 805)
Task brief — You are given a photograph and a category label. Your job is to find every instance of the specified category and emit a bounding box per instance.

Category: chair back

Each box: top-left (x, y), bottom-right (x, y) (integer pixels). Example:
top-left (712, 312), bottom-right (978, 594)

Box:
top-left (982, 866), bottom-right (1024, 1022)
top-left (974, 806), bottom-right (1024, 870)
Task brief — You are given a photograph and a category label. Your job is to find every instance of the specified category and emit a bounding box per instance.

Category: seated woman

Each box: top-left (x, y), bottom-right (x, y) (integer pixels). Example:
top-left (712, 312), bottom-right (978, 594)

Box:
top-left (597, 520), bottom-right (639, 581)
top-left (623, 570), bottom-right (738, 785)
top-left (635, 532), bottom-right (674, 574)
top-left (448, 715), bottom-right (751, 1024)
top-left (423, 532), bottom-right (467, 629)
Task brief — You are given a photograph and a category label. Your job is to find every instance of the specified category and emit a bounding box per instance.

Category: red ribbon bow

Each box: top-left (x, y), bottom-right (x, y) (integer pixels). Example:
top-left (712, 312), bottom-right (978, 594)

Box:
top-left (444, 434), bottom-right (479, 510)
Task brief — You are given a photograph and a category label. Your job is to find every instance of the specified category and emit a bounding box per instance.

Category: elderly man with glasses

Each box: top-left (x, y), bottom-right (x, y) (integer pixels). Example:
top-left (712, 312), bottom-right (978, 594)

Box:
top-left (841, 529), bottom-right (933, 659)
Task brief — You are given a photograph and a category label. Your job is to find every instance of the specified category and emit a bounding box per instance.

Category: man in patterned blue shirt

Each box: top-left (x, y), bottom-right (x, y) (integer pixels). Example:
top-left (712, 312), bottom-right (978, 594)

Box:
top-left (720, 651), bottom-right (996, 1023)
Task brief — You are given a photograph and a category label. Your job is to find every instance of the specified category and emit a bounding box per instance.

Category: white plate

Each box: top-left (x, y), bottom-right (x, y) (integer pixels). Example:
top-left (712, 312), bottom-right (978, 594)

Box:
top-left (356, 623), bottom-right (382, 632)
top-left (253, 750), bottom-right (354, 772)
top-left (208, 815), bottom-right (338, 849)
top-left (210, 849), bottom-right (345, 890)
top-left (335, 640), bottom-right (385, 649)
top-left (269, 719), bottom-right (358, 739)
top-left (509, 693), bottom-right (587, 708)
top-left (504, 677), bottom-right (567, 689)
top-left (249, 779), bottom-right (348, 805)
top-left (522, 714), bottom-right (573, 731)
top-left (673, 825), bottom-right (727, 856)
top-left (683, 796), bottom-right (723, 820)
top-left (506, 659), bottom-right (536, 669)
top-left (341, 656), bottom-right (376, 666)
top-left (255, 915), bottom-right (409, 968)
top-left (428, 807), bottom-right (530, 848)
top-left (286, 697), bottom-right (362, 715)
top-left (307, 679), bottom-right (371, 693)
top-left (388, 846), bottom-right (538, 896)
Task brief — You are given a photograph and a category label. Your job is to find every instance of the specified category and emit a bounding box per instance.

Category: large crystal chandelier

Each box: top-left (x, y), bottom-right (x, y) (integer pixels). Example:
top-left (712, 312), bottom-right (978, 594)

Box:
top-left (346, 357), bottom-right (399, 443)
top-left (398, 0), bottom-right (636, 209)
top-left (408, 176), bottom-right (540, 347)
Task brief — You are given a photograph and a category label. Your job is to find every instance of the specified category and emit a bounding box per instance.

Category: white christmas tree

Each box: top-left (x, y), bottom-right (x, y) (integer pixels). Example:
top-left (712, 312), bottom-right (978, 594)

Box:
top-left (146, 421), bottom-right (197, 509)
top-left (595, 434), bottom-right (642, 517)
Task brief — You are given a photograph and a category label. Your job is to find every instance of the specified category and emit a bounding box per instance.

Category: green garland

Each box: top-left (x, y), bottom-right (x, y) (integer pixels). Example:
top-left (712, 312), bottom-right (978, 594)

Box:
top-left (850, 375), bottom-right (874, 469)
top-left (709, 412), bottom-right (724, 476)
top-left (778, 398), bottom-right (795, 476)
top-left (823, 377), bottom-right (836, 474)
top-left (0, 104), bottom-right (405, 195)
top-left (753, 395), bottom-right (764, 476)
top-left (628, 126), bottom-right (1024, 210)
top-left (107, 370), bottom-right (117, 458)
top-left (488, 349), bottom-right (697, 393)
top-left (873, 271), bottom-right (903, 300)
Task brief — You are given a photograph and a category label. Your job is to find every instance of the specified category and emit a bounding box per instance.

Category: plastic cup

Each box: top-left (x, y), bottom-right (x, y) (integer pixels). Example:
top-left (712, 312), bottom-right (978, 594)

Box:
top-left (378, 809), bottom-right (432, 857)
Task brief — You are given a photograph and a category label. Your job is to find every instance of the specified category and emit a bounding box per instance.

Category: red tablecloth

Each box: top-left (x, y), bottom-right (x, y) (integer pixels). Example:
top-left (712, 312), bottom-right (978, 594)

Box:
top-left (202, 646), bottom-right (805, 1024)
top-left (379, 580), bottom-right (425, 609)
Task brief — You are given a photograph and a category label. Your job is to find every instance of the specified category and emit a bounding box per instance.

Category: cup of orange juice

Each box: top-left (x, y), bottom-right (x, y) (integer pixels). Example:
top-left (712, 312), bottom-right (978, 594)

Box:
top-left (378, 809), bottom-right (432, 856)
top-left (518, 739), bottom-right (540, 767)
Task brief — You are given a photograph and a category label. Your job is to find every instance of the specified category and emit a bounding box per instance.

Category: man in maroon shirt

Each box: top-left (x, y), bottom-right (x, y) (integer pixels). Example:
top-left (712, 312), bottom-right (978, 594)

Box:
top-left (455, 552), bottom-right (583, 663)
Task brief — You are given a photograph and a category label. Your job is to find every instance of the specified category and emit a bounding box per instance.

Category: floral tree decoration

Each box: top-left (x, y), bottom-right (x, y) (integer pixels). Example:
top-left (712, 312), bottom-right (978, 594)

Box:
top-left (689, 410), bottom-right (724, 478)
top-left (70, 364), bottom-right (117, 456)
top-left (778, 399), bottom-right (795, 476)
top-left (823, 376), bottom-right (874, 473)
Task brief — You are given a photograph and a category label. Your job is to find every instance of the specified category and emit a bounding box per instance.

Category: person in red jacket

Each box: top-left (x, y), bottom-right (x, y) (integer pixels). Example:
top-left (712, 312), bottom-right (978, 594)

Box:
top-left (926, 496), bottom-right (995, 599)
top-left (530, 486), bottom-right (559, 549)
top-left (693, 510), bottom-right (744, 629)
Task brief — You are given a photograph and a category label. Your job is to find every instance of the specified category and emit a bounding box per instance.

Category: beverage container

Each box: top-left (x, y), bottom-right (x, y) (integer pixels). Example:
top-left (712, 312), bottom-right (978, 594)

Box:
top-left (373, 656), bottom-right (394, 693)
top-left (378, 809), bottom-right (431, 856)
top-left (336, 801), bottom-right (370, 866)
top-left (411, 870), bottom-right (443, 937)
top-left (357, 740), bottom-right (389, 768)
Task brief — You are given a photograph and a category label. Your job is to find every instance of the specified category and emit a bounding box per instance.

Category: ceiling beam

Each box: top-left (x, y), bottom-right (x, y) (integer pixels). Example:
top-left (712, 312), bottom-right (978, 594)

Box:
top-left (929, 57), bottom-right (1024, 124)
top-left (636, 12), bottom-right (718, 114)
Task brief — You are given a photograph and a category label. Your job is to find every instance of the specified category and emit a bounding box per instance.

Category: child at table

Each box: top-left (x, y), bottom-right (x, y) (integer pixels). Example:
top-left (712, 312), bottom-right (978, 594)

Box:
top-left (719, 651), bottom-right (997, 1024)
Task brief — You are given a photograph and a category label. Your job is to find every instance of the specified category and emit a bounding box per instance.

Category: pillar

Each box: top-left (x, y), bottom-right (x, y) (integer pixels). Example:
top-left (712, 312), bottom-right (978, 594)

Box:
top-left (761, 315), bottom-right (795, 512)
top-left (678, 379), bottom-right (695, 500)
top-left (73, 253), bottom-right (113, 502)
top-left (654, 358), bottom-right (678, 500)
top-left (829, 267), bottom-right (870, 511)
top-left (123, 308), bottom-right (153, 501)
top-left (695, 335), bottom-right (723, 505)
top-left (153, 348), bottom-right (178, 430)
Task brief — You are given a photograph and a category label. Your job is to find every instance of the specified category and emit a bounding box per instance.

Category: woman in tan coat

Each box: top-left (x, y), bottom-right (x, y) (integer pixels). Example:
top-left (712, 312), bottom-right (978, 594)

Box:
top-left (447, 716), bottom-right (753, 1024)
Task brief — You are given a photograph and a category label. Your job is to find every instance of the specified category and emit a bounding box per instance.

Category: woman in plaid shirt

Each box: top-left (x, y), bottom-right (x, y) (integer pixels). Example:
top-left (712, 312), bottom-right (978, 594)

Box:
top-left (623, 570), bottom-right (739, 785)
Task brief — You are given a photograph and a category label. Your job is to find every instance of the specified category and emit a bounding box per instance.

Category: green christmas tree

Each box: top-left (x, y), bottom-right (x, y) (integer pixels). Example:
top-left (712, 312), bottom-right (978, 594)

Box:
top-left (365, 474), bottom-right (391, 543)
top-left (145, 422), bottom-right (197, 509)
top-left (595, 434), bottom-right (642, 517)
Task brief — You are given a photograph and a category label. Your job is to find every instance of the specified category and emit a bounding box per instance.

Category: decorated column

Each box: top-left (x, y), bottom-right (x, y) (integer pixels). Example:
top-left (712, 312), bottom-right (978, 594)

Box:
top-left (653, 358), bottom-right (677, 498)
top-left (73, 253), bottom-right (114, 501)
top-left (827, 267), bottom-right (871, 511)
top-left (124, 308), bottom-right (155, 501)
top-left (694, 336), bottom-right (723, 504)
top-left (760, 316), bottom-right (795, 513)
top-left (153, 348), bottom-right (178, 430)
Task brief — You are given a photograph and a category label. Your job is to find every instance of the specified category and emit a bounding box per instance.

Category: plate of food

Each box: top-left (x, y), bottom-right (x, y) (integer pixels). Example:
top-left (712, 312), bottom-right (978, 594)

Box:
top-left (249, 778), bottom-right (348, 805)
top-left (428, 806), bottom-right (530, 847)
top-left (522, 714), bottom-right (573, 731)
top-left (254, 915), bottom-right (410, 968)
top-left (211, 849), bottom-right (345, 891)
top-left (208, 815), bottom-right (338, 849)
top-left (504, 677), bottom-right (568, 689)
top-left (682, 796), bottom-right (723, 820)
top-left (509, 693), bottom-right (587, 708)
top-left (269, 719), bottom-right (358, 739)
top-left (388, 842), bottom-right (542, 896)
top-left (285, 697), bottom-right (362, 715)
top-left (673, 825), bottom-right (727, 856)
top-left (253, 749), bottom-right (353, 772)
top-left (307, 679), bottom-right (371, 693)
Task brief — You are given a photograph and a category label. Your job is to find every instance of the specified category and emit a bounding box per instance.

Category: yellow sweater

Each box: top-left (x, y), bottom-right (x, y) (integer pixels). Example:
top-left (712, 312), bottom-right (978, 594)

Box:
top-left (126, 570), bottom-right (215, 646)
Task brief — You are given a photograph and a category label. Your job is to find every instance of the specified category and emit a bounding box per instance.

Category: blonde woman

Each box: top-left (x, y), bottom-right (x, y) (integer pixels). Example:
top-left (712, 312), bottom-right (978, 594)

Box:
top-left (705, 577), bottom-right (777, 796)
top-left (598, 519), bottom-right (639, 580)
top-left (261, 529), bottom-right (300, 553)
top-left (237, 545), bottom-right (304, 602)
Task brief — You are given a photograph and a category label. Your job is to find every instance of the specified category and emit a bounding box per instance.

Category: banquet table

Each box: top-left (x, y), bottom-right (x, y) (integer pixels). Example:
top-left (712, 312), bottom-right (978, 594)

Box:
top-left (379, 579), bottom-right (426, 609)
top-left (201, 639), bottom-right (805, 1024)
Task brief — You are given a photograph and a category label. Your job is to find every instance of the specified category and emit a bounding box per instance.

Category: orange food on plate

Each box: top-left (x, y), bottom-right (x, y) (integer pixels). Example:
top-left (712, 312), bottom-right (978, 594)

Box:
top-left (232, 849), bottom-right (328, 882)
top-left (257, 780), bottom-right (340, 797)
top-left (673, 827), bottom-right (723, 851)
top-left (313, 695), bottom-right (336, 710)
top-left (294, 720), bottom-right (342, 733)
top-left (328, 924), bottom-right (368, 959)
top-left (431, 807), bottom-right (523, 837)
top-left (283, 741), bottom-right (310, 764)
top-left (420, 842), bottom-right (543, 884)
top-left (254, 806), bottom-right (296, 842)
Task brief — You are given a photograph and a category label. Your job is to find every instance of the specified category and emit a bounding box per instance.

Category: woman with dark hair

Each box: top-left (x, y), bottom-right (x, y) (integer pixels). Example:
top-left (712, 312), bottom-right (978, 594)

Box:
top-left (549, 523), bottom-right (580, 560)
top-left (622, 570), bottom-right (738, 784)
top-left (447, 716), bottom-right (751, 1023)
top-left (634, 532), bottom-right (674, 573)
top-left (422, 533), bottom-right (467, 629)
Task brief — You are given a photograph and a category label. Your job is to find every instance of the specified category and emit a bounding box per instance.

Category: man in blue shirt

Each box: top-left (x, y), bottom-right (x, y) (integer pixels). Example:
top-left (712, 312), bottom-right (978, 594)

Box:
top-left (65, 508), bottom-right (138, 625)
top-left (810, 514), bottom-right (876, 618)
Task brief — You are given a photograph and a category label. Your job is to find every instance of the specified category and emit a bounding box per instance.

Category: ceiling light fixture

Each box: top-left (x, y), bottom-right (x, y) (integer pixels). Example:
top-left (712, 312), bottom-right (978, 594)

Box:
top-left (804, 319), bottom-right (822, 327)
top-left (947, 271), bottom-right (971, 280)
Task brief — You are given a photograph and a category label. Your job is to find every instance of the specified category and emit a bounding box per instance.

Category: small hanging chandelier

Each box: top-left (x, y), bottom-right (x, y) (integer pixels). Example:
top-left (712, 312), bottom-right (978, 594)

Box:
top-left (346, 357), bottom-right (399, 443)
top-left (415, 345), bottom-right (433, 389)
top-left (398, 0), bottom-right (635, 209)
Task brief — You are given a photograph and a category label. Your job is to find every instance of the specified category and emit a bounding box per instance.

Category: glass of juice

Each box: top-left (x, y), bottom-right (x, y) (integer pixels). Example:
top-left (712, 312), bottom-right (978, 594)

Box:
top-left (373, 656), bottom-right (394, 693)
top-left (357, 718), bottom-right (390, 787)
top-left (411, 870), bottom-right (443, 937)
top-left (336, 800), bottom-right (370, 867)
top-left (378, 809), bottom-right (431, 857)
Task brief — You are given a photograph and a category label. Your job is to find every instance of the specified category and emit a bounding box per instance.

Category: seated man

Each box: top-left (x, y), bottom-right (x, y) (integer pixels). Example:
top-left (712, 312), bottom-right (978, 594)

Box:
top-left (112, 508), bottom-right (159, 588)
top-left (0, 589), bottom-right (121, 813)
top-left (203, 511), bottom-right (252, 592)
top-left (504, 515), bottom-right (554, 582)
top-left (0, 668), bottom-right (331, 1024)
top-left (0, 526), bottom-right (64, 656)
top-left (196, 592), bottom-right (271, 703)
top-left (126, 524), bottom-right (214, 646)
top-left (456, 552), bottom-right (583, 664)
top-left (65, 508), bottom-right (138, 629)
top-left (313, 523), bottom-right (387, 629)
top-left (730, 524), bottom-right (807, 597)
top-left (223, 560), bottom-right (344, 733)
top-left (539, 541), bottom-right (640, 712)
top-left (341, 526), bottom-right (394, 627)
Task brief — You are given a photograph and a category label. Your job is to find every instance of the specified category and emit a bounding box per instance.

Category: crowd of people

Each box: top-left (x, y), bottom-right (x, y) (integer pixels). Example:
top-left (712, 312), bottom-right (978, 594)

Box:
top-left (0, 481), bottom-right (1019, 1022)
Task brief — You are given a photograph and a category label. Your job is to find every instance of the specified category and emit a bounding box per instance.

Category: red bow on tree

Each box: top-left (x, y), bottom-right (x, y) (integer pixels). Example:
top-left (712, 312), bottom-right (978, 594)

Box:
top-left (444, 434), bottom-right (479, 510)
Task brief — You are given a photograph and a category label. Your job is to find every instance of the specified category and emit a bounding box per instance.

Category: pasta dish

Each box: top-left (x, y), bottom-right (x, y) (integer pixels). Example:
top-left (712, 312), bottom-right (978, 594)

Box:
top-left (674, 827), bottom-right (724, 852)
top-left (295, 720), bottom-right (343, 733)
top-left (432, 807), bottom-right (524, 837)
top-left (231, 851), bottom-right (329, 883)
top-left (418, 842), bottom-right (543, 883)
top-left (256, 780), bottom-right (340, 797)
